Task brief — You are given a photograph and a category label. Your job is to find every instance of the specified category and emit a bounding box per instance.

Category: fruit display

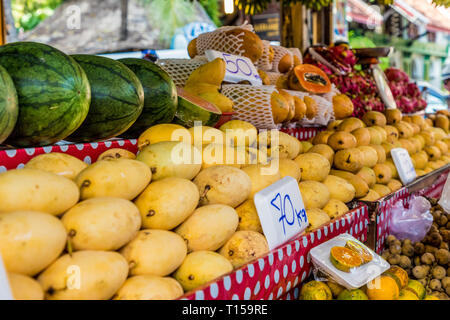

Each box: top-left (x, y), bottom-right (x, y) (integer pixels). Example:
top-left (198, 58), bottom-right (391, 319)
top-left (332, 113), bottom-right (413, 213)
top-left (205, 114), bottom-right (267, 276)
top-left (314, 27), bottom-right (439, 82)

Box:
top-left (385, 67), bottom-right (427, 114)
top-left (0, 21), bottom-right (449, 302)
top-left (0, 42), bottom-right (91, 147)
top-left (303, 44), bottom-right (384, 118)
top-left (381, 198), bottom-right (450, 300)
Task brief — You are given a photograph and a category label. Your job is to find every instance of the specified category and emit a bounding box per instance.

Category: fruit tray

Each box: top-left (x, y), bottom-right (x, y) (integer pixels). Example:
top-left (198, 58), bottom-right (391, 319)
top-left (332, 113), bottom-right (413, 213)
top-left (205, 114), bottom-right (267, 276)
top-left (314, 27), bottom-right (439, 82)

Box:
top-left (280, 127), bottom-right (325, 141)
top-left (371, 167), bottom-right (450, 254)
top-left (0, 139), bottom-right (139, 171)
top-left (178, 204), bottom-right (369, 300)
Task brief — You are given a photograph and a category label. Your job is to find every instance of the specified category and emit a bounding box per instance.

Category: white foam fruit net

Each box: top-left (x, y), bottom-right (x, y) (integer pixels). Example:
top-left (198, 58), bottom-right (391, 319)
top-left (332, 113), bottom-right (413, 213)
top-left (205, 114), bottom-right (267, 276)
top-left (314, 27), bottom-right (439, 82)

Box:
top-left (194, 24), bottom-right (254, 59)
top-left (285, 89), bottom-right (335, 126)
top-left (266, 71), bottom-right (283, 85)
top-left (288, 47), bottom-right (303, 64)
top-left (157, 56), bottom-right (208, 87)
top-left (255, 40), bottom-right (273, 71)
top-left (271, 45), bottom-right (293, 73)
top-left (222, 84), bottom-right (278, 129)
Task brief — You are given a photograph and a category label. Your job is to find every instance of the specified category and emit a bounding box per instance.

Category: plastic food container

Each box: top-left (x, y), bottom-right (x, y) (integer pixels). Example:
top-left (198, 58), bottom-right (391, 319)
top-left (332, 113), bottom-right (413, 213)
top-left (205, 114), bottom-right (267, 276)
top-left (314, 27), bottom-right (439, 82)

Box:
top-left (309, 233), bottom-right (390, 289)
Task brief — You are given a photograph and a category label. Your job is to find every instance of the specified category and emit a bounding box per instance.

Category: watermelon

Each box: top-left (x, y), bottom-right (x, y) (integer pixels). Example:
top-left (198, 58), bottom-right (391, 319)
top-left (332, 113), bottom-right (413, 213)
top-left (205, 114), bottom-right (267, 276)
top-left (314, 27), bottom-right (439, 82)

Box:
top-left (0, 65), bottom-right (18, 144)
top-left (67, 55), bottom-right (144, 142)
top-left (118, 58), bottom-right (177, 137)
top-left (174, 88), bottom-right (221, 127)
top-left (0, 42), bottom-right (91, 147)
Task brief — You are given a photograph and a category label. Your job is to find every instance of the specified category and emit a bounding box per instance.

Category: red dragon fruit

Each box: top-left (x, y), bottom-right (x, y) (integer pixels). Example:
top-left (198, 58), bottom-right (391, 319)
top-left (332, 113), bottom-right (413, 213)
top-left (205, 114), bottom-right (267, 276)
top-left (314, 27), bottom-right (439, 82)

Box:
top-left (385, 67), bottom-right (409, 84)
top-left (384, 67), bottom-right (426, 113)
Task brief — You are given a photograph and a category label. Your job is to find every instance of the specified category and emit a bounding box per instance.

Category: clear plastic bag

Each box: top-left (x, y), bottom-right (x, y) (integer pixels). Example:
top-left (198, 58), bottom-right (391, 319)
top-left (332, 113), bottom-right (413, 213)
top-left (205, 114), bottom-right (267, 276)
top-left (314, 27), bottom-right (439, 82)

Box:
top-left (389, 196), bottom-right (433, 242)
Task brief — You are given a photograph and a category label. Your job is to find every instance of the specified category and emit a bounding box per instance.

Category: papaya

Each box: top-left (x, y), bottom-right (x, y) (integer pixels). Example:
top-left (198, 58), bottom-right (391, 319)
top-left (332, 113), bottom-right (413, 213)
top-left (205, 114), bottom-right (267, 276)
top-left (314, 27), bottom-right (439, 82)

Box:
top-left (292, 96), bottom-right (307, 121)
top-left (304, 96), bottom-right (318, 120)
top-left (279, 89), bottom-right (295, 122)
top-left (332, 94), bottom-right (354, 120)
top-left (330, 246), bottom-right (363, 272)
top-left (270, 90), bottom-right (290, 123)
top-left (291, 64), bottom-right (332, 94)
top-left (185, 58), bottom-right (226, 87)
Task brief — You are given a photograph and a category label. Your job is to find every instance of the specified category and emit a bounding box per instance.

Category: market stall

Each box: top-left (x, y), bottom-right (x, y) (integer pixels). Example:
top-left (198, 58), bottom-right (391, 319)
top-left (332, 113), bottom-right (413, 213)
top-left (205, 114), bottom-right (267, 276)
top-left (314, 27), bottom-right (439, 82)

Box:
top-left (0, 1), bottom-right (449, 302)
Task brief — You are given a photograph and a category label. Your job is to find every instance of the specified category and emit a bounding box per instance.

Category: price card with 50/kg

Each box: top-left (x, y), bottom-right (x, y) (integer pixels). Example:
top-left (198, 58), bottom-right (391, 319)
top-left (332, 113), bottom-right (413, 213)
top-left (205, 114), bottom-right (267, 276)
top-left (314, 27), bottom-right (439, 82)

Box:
top-left (204, 49), bottom-right (262, 86)
top-left (391, 147), bottom-right (417, 185)
top-left (254, 176), bottom-right (308, 250)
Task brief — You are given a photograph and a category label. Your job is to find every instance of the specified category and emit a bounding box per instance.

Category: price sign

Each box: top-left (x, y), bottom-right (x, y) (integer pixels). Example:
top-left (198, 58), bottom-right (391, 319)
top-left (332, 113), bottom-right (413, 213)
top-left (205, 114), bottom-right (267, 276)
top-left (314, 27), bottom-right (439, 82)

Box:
top-left (391, 148), bottom-right (417, 185)
top-left (0, 254), bottom-right (13, 300)
top-left (254, 176), bottom-right (308, 250)
top-left (205, 49), bottom-right (262, 86)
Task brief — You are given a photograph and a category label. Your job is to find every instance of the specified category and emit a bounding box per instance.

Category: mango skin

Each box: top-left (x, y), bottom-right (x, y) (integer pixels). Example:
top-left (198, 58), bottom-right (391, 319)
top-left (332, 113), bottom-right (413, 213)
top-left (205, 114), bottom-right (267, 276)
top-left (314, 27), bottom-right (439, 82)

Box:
top-left (61, 197), bottom-right (141, 251)
top-left (120, 230), bottom-right (187, 277)
top-left (113, 275), bottom-right (184, 300)
top-left (173, 251), bottom-right (233, 292)
top-left (75, 159), bottom-right (151, 200)
top-left (38, 251), bottom-right (128, 300)
top-left (25, 152), bottom-right (87, 180)
top-left (0, 168), bottom-right (79, 216)
top-left (134, 177), bottom-right (199, 230)
top-left (8, 273), bottom-right (44, 300)
top-left (175, 204), bottom-right (239, 252)
top-left (219, 231), bottom-right (269, 268)
top-left (0, 211), bottom-right (67, 276)
top-left (137, 141), bottom-right (201, 181)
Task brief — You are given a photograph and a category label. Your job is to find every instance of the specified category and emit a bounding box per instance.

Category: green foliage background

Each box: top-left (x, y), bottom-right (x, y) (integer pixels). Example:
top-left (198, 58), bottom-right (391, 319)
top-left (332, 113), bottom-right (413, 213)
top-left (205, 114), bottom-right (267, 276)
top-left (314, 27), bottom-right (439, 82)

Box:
top-left (12, 0), bottom-right (64, 31)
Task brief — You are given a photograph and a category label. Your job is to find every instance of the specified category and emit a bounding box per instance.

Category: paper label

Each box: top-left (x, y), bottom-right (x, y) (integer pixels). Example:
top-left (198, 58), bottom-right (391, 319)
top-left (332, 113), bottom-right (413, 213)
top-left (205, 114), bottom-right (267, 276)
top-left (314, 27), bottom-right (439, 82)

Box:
top-left (391, 148), bottom-right (417, 185)
top-left (205, 49), bottom-right (262, 86)
top-left (254, 176), bottom-right (308, 250)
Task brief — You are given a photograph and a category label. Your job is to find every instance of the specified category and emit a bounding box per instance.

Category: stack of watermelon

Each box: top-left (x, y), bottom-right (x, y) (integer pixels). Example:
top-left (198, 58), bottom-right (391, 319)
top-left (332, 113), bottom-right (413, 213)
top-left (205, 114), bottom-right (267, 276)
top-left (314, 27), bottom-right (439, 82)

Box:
top-left (0, 41), bottom-right (208, 148)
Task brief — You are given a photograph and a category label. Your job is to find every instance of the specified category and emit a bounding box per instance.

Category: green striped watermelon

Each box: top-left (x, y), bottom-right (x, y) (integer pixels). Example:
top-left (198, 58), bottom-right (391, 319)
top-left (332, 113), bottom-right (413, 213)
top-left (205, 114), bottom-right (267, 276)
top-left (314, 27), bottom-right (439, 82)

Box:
top-left (0, 42), bottom-right (91, 147)
top-left (174, 88), bottom-right (221, 127)
top-left (67, 55), bottom-right (144, 142)
top-left (0, 65), bottom-right (18, 144)
top-left (118, 58), bottom-right (177, 137)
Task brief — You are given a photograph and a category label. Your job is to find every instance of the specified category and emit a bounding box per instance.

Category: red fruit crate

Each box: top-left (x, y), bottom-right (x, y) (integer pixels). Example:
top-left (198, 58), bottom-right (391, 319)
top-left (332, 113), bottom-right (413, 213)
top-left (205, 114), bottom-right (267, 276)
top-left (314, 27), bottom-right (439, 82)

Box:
top-left (0, 139), bottom-right (139, 171)
top-left (280, 127), bottom-right (325, 141)
top-left (178, 204), bottom-right (369, 300)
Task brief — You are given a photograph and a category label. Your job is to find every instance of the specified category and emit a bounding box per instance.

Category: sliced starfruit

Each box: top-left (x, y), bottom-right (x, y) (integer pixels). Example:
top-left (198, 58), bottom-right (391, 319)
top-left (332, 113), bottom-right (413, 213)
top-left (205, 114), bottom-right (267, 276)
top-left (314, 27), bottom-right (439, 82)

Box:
top-left (330, 246), bottom-right (363, 272)
top-left (345, 240), bottom-right (373, 264)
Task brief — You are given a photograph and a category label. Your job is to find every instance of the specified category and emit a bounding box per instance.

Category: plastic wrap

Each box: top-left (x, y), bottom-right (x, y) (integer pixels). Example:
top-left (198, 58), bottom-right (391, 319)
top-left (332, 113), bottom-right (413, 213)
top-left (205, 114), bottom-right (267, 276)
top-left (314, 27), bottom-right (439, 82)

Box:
top-left (388, 196), bottom-right (433, 242)
top-left (309, 233), bottom-right (390, 289)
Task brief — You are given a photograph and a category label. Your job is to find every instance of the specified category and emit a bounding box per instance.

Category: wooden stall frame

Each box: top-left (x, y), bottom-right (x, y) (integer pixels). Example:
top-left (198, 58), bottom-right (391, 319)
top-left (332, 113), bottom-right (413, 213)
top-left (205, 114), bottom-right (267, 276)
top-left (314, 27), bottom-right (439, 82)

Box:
top-left (0, 0), bottom-right (5, 45)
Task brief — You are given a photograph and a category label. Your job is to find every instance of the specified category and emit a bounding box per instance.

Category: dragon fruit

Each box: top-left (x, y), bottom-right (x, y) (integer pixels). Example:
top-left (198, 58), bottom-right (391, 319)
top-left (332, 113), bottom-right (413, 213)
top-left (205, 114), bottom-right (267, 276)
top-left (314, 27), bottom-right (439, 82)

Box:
top-left (385, 67), bottom-right (426, 113)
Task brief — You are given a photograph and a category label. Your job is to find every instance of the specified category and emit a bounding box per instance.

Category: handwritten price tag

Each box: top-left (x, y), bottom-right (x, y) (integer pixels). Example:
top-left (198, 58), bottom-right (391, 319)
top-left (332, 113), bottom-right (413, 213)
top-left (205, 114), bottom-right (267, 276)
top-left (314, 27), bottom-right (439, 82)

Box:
top-left (0, 254), bottom-right (13, 300)
top-left (254, 176), bottom-right (308, 250)
top-left (205, 49), bottom-right (262, 86)
top-left (391, 148), bottom-right (417, 185)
